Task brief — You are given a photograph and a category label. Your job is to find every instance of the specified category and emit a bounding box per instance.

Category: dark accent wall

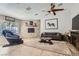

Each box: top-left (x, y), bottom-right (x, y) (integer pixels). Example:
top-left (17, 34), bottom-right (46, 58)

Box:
top-left (72, 14), bottom-right (79, 30)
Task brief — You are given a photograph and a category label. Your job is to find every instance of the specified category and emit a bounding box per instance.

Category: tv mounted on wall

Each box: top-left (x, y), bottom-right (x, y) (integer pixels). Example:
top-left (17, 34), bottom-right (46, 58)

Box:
top-left (28, 28), bottom-right (35, 33)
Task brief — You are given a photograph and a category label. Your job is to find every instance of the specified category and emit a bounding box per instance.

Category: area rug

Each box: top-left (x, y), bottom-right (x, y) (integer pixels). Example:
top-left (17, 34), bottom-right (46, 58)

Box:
top-left (23, 39), bottom-right (72, 56)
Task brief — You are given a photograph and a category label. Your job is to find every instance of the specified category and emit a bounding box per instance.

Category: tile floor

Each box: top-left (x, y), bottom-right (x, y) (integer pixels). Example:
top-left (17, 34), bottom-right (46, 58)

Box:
top-left (0, 37), bottom-right (79, 56)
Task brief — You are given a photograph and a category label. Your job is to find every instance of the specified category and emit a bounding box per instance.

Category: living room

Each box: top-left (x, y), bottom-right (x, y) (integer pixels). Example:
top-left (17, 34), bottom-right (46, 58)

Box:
top-left (0, 3), bottom-right (79, 56)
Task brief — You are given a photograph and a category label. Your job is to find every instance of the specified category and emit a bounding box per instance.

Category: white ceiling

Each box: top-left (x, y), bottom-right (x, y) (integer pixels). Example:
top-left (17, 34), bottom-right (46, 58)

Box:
top-left (0, 3), bottom-right (51, 20)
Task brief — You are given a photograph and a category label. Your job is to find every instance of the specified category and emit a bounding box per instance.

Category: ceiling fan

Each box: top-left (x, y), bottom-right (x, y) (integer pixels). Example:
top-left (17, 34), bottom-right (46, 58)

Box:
top-left (47, 3), bottom-right (64, 15)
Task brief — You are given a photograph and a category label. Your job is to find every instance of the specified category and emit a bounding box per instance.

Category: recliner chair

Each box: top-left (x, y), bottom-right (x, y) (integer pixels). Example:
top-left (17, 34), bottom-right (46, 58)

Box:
top-left (2, 30), bottom-right (23, 47)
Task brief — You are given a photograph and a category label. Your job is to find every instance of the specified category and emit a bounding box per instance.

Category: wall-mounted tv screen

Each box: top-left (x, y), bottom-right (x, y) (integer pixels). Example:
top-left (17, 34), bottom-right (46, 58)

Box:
top-left (28, 28), bottom-right (35, 33)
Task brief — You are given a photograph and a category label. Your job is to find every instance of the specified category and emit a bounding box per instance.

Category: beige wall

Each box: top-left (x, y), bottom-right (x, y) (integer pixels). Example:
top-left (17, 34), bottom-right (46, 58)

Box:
top-left (0, 15), bottom-right (5, 24)
top-left (20, 20), bottom-right (40, 39)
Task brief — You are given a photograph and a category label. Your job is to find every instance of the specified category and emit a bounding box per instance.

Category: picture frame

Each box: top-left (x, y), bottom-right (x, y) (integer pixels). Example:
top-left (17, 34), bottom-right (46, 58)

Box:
top-left (45, 18), bottom-right (58, 29)
top-left (5, 16), bottom-right (15, 22)
top-left (30, 21), bottom-right (33, 25)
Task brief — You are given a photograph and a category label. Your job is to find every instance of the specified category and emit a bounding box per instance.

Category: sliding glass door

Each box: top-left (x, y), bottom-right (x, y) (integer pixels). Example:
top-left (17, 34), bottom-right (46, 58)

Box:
top-left (0, 20), bottom-right (20, 36)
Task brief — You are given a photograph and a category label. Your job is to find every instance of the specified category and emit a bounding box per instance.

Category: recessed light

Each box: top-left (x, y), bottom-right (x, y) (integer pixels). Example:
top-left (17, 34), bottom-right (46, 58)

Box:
top-left (35, 13), bottom-right (39, 15)
top-left (26, 7), bottom-right (31, 11)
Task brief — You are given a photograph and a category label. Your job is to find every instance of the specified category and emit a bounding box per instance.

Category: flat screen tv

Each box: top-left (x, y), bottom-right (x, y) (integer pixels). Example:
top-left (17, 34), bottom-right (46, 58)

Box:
top-left (28, 28), bottom-right (35, 33)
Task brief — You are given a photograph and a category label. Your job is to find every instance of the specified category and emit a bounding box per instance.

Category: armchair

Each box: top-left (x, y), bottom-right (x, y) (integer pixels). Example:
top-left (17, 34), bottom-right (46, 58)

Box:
top-left (2, 30), bottom-right (23, 47)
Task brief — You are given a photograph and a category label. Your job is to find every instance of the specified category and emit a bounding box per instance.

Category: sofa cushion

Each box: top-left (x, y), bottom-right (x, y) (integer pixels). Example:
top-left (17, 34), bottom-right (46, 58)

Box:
top-left (41, 32), bottom-right (62, 41)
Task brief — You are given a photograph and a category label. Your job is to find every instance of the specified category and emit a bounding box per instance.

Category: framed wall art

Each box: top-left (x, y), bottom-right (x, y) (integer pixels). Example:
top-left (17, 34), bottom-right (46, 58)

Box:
top-left (5, 16), bottom-right (15, 22)
top-left (45, 18), bottom-right (58, 29)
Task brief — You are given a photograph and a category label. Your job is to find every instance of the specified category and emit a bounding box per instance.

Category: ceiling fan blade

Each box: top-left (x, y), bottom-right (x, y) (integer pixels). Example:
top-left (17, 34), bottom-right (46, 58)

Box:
top-left (52, 5), bottom-right (55, 8)
top-left (50, 3), bottom-right (55, 6)
top-left (53, 11), bottom-right (56, 15)
top-left (51, 3), bottom-right (53, 6)
top-left (53, 9), bottom-right (64, 11)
